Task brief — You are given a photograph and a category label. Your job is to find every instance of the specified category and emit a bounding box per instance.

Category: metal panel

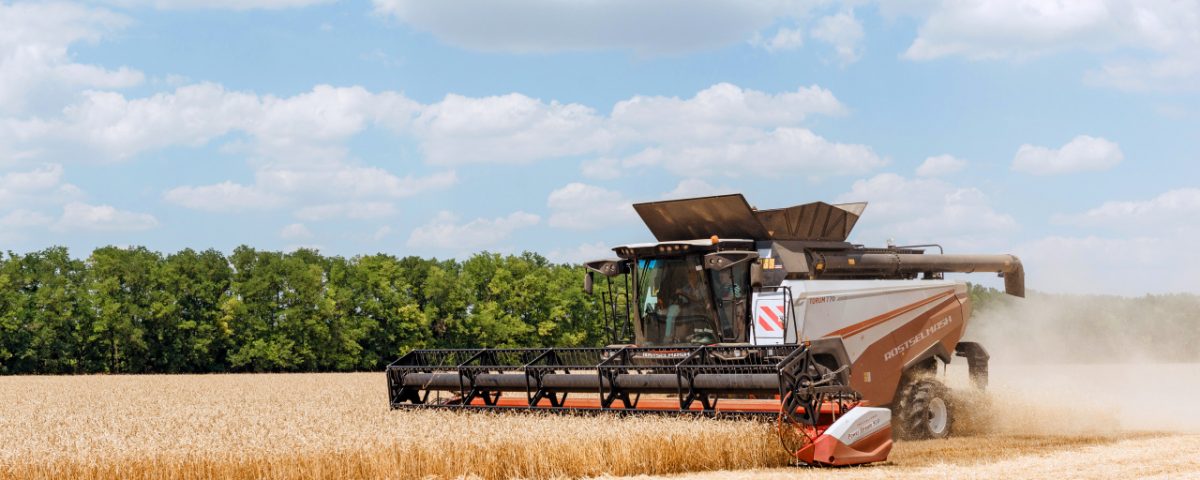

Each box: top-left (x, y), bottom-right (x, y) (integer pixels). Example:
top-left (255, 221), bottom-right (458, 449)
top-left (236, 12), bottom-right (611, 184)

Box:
top-left (633, 194), bottom-right (768, 242)
top-left (753, 201), bottom-right (865, 242)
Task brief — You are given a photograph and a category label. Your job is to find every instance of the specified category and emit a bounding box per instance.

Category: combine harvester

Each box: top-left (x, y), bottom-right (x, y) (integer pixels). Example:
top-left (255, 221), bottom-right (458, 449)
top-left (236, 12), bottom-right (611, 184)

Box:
top-left (387, 194), bottom-right (1023, 466)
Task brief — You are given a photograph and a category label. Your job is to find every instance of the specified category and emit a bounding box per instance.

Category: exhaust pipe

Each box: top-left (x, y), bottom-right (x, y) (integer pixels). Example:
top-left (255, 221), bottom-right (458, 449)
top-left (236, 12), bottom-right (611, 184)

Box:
top-left (818, 254), bottom-right (1025, 297)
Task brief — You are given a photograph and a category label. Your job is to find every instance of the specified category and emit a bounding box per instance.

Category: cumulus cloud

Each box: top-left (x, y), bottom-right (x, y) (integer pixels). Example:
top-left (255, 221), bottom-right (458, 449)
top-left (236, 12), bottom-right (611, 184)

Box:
top-left (55, 83), bottom-right (417, 161)
top-left (163, 181), bottom-right (287, 212)
top-left (1017, 234), bottom-right (1200, 295)
top-left (545, 242), bottom-right (615, 264)
top-left (11, 76), bottom-right (875, 226)
top-left (254, 165), bottom-right (456, 199)
top-left (166, 169), bottom-right (454, 215)
top-left (902, 0), bottom-right (1200, 91)
top-left (103, 0), bottom-right (335, 10)
top-left (0, 2), bottom-right (142, 115)
top-left (751, 26), bottom-right (805, 52)
top-left (294, 202), bottom-right (397, 221)
top-left (546, 183), bottom-right (638, 230)
top-left (0, 164), bottom-right (84, 212)
top-left (279, 223), bottom-right (312, 240)
top-left (371, 0), bottom-right (817, 54)
top-left (916, 154), bottom-right (967, 177)
top-left (1055, 188), bottom-right (1200, 230)
top-left (414, 93), bottom-right (608, 165)
top-left (0, 210), bottom-right (54, 228)
top-left (811, 10), bottom-right (864, 65)
top-left (620, 127), bottom-right (885, 178)
top-left (21, 80), bottom-right (869, 188)
top-left (836, 173), bottom-right (1017, 250)
top-left (1021, 187), bottom-right (1200, 295)
top-left (1011, 135), bottom-right (1123, 175)
top-left (54, 202), bottom-right (157, 232)
top-left (589, 84), bottom-right (880, 179)
top-left (611, 83), bottom-right (845, 135)
top-left (661, 179), bottom-right (736, 199)
top-left (407, 211), bottom-right (540, 250)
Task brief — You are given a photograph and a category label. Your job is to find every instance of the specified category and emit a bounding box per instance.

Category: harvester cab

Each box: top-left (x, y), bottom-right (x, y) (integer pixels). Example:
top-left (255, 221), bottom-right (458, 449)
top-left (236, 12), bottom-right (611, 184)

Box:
top-left (387, 194), bottom-right (1025, 467)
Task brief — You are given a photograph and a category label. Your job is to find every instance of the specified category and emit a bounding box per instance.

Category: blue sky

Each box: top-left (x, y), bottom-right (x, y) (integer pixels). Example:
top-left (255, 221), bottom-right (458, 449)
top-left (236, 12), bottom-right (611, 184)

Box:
top-left (0, 0), bottom-right (1197, 295)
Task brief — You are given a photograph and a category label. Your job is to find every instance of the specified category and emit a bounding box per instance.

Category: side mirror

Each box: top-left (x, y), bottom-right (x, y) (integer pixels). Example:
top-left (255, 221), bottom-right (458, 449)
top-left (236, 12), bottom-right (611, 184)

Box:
top-left (750, 263), bottom-right (763, 288)
top-left (583, 271), bottom-right (594, 295)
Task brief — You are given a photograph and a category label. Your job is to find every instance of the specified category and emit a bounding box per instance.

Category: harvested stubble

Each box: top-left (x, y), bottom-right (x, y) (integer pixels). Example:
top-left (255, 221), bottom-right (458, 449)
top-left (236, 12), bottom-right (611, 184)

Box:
top-left (0, 373), bottom-right (791, 480)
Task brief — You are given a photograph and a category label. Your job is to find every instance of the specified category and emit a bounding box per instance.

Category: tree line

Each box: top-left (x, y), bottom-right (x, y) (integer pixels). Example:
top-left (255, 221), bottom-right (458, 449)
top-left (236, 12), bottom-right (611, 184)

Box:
top-left (0, 246), bottom-right (604, 374)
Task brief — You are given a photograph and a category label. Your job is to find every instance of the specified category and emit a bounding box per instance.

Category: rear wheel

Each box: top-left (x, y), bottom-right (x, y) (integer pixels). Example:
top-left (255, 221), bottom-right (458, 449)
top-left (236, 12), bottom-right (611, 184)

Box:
top-left (896, 378), bottom-right (954, 439)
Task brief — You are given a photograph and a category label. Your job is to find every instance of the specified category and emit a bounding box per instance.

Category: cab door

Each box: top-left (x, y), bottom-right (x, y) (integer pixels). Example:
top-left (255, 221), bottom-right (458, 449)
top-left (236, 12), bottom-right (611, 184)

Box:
top-left (748, 289), bottom-right (787, 345)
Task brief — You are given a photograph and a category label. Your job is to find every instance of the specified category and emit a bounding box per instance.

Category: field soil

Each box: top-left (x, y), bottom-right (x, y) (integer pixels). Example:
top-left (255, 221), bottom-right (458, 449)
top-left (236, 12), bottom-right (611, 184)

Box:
top-left (1, 365), bottom-right (1197, 480)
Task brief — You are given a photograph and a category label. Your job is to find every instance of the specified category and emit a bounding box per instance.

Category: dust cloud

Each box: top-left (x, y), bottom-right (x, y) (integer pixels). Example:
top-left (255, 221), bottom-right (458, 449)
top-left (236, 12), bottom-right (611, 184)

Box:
top-left (948, 292), bottom-right (1200, 434)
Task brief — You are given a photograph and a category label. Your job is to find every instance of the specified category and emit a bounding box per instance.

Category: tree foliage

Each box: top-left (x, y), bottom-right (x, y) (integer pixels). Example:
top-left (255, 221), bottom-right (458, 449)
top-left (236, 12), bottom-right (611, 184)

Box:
top-left (0, 247), bottom-right (603, 374)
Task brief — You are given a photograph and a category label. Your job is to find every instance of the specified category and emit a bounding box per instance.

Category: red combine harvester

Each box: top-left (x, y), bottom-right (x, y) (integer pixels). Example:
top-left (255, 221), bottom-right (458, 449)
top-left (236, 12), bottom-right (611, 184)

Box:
top-left (387, 194), bottom-right (1023, 466)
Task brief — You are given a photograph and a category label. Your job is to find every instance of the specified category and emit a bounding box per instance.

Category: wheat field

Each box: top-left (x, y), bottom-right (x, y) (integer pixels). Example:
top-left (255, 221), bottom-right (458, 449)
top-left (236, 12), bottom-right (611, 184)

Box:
top-left (0, 372), bottom-right (1196, 480)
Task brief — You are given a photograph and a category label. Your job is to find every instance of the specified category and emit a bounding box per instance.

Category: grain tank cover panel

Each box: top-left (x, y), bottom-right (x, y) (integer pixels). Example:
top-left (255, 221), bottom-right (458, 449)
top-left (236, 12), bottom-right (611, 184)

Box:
top-left (633, 194), bottom-right (769, 241)
top-left (754, 202), bottom-right (865, 241)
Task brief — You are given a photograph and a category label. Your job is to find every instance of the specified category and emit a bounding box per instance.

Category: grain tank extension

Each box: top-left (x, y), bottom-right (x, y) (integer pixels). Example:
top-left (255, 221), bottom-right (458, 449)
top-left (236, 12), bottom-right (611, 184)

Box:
top-left (387, 194), bottom-right (1023, 466)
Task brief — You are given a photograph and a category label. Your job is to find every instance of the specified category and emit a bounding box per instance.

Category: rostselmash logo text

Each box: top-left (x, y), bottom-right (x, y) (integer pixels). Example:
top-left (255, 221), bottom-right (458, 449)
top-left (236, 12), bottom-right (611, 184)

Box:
top-left (844, 414), bottom-right (883, 443)
top-left (884, 315), bottom-right (952, 362)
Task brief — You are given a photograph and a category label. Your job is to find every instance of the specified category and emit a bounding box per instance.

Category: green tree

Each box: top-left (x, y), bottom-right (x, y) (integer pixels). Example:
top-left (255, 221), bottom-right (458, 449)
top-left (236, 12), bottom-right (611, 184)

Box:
top-left (0, 248), bottom-right (92, 373)
top-left (159, 249), bottom-right (233, 372)
top-left (86, 246), bottom-right (166, 373)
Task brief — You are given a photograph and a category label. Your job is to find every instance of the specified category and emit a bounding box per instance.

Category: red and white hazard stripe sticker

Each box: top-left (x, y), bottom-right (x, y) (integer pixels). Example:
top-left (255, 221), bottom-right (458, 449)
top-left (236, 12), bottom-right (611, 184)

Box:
top-left (756, 305), bottom-right (786, 332)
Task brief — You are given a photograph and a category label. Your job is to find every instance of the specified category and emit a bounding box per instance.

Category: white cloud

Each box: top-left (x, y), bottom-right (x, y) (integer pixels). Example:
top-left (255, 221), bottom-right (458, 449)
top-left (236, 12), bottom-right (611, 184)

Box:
top-left (1018, 234), bottom-right (1200, 295)
top-left (903, 1), bottom-right (1123, 61)
top-left (0, 2), bottom-right (143, 115)
top-left (20, 81), bottom-right (866, 187)
top-left (1024, 188), bottom-right (1200, 294)
top-left (620, 127), bottom-right (885, 178)
top-left (56, 83), bottom-right (418, 162)
top-left (1012, 135), bottom-right (1123, 175)
top-left (407, 211), bottom-right (540, 250)
top-left (163, 181), bottom-right (287, 212)
top-left (836, 173), bottom-right (1017, 249)
top-left (279, 223), bottom-right (312, 240)
top-left (546, 183), bottom-right (637, 230)
top-left (811, 10), bottom-right (864, 65)
top-left (610, 83), bottom-right (846, 135)
top-left (546, 242), bottom-right (615, 264)
top-left (1056, 188), bottom-right (1200, 231)
top-left (371, 0), bottom-right (818, 54)
top-left (103, 0), bottom-right (335, 10)
top-left (54, 202), bottom-right (157, 232)
top-left (294, 202), bottom-right (397, 221)
top-left (371, 226), bottom-right (393, 241)
top-left (414, 93), bottom-right (608, 165)
top-left (0, 209), bottom-right (54, 228)
top-left (751, 26), bottom-right (805, 52)
top-left (916, 154), bottom-right (967, 177)
top-left (59, 84), bottom-right (258, 160)
top-left (902, 0), bottom-right (1200, 91)
top-left (167, 168), bottom-right (454, 216)
top-left (254, 165), bottom-right (456, 199)
top-left (0, 164), bottom-right (84, 207)
top-left (580, 157), bottom-right (623, 180)
top-left (661, 179), bottom-right (736, 199)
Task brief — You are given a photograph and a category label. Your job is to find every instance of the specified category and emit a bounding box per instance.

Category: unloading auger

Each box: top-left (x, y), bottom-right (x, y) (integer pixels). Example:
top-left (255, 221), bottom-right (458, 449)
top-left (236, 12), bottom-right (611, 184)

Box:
top-left (387, 194), bottom-right (1025, 466)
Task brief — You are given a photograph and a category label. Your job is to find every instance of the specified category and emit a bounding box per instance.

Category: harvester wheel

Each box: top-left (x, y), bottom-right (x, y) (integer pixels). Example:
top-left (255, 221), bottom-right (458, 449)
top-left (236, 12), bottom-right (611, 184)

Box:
top-left (896, 378), bottom-right (954, 440)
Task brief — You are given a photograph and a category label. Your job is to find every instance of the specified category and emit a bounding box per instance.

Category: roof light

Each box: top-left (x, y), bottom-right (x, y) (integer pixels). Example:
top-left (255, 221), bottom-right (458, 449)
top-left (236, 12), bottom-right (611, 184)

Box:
top-left (710, 235), bottom-right (719, 245)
